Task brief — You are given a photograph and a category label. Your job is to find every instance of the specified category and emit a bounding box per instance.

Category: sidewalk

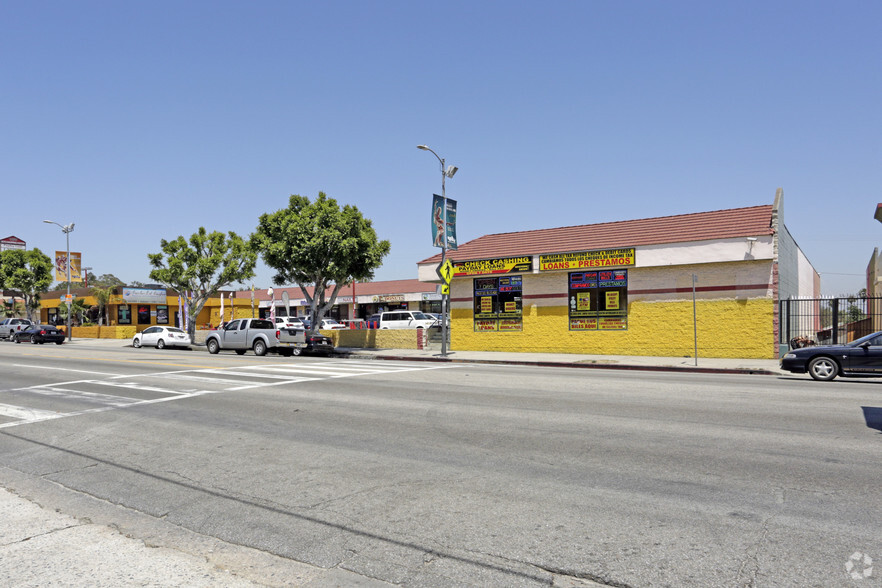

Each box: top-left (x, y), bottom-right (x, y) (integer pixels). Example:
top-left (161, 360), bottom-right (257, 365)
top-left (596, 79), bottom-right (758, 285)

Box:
top-left (56, 336), bottom-right (788, 376)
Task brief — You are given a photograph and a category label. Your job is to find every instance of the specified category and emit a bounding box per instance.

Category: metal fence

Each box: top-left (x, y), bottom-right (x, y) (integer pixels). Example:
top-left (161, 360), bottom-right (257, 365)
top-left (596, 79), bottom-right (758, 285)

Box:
top-left (779, 296), bottom-right (882, 348)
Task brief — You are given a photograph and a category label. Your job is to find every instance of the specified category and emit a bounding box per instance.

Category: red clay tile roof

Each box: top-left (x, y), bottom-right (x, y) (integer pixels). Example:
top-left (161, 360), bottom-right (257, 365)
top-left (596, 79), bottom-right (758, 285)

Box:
top-left (241, 279), bottom-right (435, 301)
top-left (419, 205), bottom-right (774, 264)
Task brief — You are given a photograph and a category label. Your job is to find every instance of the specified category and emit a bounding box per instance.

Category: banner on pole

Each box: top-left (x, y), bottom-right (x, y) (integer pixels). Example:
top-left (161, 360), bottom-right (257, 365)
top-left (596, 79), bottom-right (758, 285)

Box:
top-left (431, 195), bottom-right (457, 250)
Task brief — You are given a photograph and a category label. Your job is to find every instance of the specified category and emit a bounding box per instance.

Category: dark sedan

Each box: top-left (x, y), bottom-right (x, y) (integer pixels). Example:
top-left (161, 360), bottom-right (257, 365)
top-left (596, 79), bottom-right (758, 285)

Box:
top-left (298, 333), bottom-right (334, 356)
top-left (12, 324), bottom-right (66, 345)
top-left (780, 331), bottom-right (882, 381)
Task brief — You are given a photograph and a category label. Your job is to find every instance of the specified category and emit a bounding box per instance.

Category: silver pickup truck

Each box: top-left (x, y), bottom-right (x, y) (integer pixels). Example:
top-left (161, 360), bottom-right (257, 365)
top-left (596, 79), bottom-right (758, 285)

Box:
top-left (204, 318), bottom-right (305, 356)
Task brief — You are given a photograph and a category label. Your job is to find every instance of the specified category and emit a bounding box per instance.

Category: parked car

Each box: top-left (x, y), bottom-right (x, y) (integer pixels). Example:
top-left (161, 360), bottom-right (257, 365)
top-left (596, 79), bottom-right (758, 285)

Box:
top-left (205, 318), bottom-right (294, 356)
top-left (12, 324), bottom-right (65, 345)
top-left (317, 318), bottom-right (346, 330)
top-left (132, 326), bottom-right (190, 349)
top-left (378, 310), bottom-right (438, 329)
top-left (274, 316), bottom-right (306, 329)
top-left (780, 331), bottom-right (882, 381)
top-left (0, 318), bottom-right (34, 340)
top-left (301, 332), bottom-right (335, 356)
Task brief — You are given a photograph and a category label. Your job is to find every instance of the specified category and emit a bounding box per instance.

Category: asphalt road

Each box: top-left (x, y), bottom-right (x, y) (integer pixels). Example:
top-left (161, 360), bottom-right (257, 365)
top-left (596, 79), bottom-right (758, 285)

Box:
top-left (0, 341), bottom-right (880, 587)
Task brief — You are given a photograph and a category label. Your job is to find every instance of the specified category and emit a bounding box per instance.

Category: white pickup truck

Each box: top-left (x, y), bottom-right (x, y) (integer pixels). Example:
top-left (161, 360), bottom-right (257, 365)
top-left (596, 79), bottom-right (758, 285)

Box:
top-left (204, 318), bottom-right (306, 356)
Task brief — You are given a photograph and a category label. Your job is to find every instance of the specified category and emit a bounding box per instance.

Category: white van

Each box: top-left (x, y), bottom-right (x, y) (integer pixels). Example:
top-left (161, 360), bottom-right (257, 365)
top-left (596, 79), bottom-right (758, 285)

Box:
top-left (379, 310), bottom-right (438, 329)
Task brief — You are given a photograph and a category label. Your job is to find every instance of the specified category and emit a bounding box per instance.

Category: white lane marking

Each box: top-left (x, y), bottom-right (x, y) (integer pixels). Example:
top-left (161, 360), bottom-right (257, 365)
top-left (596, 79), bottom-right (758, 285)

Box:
top-left (0, 403), bottom-right (60, 421)
top-left (0, 361), bottom-right (458, 427)
top-left (87, 381), bottom-right (190, 395)
top-left (226, 377), bottom-right (321, 391)
top-left (0, 389), bottom-right (221, 429)
top-left (13, 364), bottom-right (118, 376)
top-left (17, 386), bottom-right (143, 407)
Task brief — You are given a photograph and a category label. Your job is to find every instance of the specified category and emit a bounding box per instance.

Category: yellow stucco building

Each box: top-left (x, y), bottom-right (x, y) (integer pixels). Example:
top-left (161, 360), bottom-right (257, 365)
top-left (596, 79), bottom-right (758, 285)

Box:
top-left (418, 191), bottom-right (818, 359)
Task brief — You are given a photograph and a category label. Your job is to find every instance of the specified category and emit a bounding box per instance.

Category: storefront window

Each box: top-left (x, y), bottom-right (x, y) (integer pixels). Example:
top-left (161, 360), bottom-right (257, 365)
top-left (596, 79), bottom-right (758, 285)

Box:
top-left (156, 305), bottom-right (169, 325)
top-left (118, 305), bottom-right (132, 325)
top-left (568, 269), bottom-right (628, 331)
top-left (137, 305), bottom-right (151, 325)
top-left (48, 308), bottom-right (60, 326)
top-left (473, 276), bottom-right (522, 332)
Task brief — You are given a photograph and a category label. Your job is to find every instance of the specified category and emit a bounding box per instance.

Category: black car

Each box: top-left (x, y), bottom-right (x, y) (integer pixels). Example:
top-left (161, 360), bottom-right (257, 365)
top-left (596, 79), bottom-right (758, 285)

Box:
top-left (12, 324), bottom-right (66, 345)
top-left (298, 332), bottom-right (334, 356)
top-left (780, 331), bottom-right (882, 381)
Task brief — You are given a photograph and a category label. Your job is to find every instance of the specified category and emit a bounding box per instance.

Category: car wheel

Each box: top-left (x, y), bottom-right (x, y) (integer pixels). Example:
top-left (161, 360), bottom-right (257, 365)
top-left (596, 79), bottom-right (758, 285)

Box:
top-left (55, 341), bottom-right (63, 345)
top-left (235, 349), bottom-right (246, 355)
top-left (133, 338), bottom-right (141, 348)
top-left (253, 339), bottom-right (267, 357)
top-left (31, 336), bottom-right (39, 345)
top-left (207, 339), bottom-right (220, 354)
top-left (13, 335), bottom-right (20, 344)
top-left (156, 339), bottom-right (166, 350)
top-left (292, 347), bottom-right (302, 356)
top-left (808, 356), bottom-right (839, 381)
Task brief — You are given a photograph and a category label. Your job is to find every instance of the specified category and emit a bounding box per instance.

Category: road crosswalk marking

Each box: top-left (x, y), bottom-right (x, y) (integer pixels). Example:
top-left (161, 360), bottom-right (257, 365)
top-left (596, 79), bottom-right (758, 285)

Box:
top-left (0, 360), bottom-right (454, 428)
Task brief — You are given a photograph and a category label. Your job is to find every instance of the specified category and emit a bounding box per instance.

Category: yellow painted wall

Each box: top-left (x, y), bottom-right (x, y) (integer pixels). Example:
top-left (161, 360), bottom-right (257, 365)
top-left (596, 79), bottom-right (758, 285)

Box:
top-left (451, 298), bottom-right (776, 359)
top-left (329, 329), bottom-right (425, 350)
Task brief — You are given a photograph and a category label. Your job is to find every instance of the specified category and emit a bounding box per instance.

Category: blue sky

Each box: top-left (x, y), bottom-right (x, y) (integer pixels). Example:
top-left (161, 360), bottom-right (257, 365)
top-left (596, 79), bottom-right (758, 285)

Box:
top-left (2, 1), bottom-right (880, 295)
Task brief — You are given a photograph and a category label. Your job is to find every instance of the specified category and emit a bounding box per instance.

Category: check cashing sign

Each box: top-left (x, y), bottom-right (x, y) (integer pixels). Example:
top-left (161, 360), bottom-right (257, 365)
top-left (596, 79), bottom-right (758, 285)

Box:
top-left (452, 256), bottom-right (533, 277)
top-left (539, 248), bottom-right (635, 271)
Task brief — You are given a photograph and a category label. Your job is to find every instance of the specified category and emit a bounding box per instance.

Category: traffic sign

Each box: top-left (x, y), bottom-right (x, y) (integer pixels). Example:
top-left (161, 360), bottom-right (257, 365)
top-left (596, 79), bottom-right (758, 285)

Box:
top-left (437, 259), bottom-right (454, 284)
top-left (441, 284), bottom-right (450, 295)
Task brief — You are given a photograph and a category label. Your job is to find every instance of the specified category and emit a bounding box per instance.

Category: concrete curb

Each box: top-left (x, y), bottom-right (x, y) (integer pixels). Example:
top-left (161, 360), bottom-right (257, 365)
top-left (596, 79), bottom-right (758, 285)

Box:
top-left (337, 350), bottom-right (782, 376)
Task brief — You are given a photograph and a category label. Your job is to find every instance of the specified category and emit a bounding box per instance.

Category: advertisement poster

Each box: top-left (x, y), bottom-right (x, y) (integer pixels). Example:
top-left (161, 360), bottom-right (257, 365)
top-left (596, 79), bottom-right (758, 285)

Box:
top-left (473, 275), bottom-right (523, 331)
top-left (454, 257), bottom-right (532, 277)
top-left (54, 251), bottom-right (83, 282)
top-left (569, 318), bottom-right (598, 331)
top-left (431, 195), bottom-right (458, 250)
top-left (540, 248), bottom-right (635, 271)
top-left (498, 319), bottom-right (523, 332)
top-left (568, 269), bottom-right (627, 331)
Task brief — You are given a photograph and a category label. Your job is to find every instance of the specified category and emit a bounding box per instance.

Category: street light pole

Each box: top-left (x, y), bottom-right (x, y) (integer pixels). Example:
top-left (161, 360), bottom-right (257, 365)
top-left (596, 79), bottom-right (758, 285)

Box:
top-left (417, 144), bottom-right (457, 357)
top-left (43, 219), bottom-right (75, 341)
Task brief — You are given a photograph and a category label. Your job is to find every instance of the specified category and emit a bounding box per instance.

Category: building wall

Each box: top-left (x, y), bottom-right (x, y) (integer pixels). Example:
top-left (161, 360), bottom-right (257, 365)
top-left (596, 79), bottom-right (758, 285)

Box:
top-left (448, 260), bottom-right (777, 359)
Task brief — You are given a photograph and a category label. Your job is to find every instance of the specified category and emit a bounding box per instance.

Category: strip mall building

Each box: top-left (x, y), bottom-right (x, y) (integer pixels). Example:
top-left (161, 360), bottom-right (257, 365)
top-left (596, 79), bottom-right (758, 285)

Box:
top-left (418, 191), bottom-right (818, 359)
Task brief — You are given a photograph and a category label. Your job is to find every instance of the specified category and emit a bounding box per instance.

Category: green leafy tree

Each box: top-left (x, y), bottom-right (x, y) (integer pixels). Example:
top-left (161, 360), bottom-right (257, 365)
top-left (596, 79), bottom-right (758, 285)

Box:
top-left (252, 192), bottom-right (390, 331)
top-left (56, 296), bottom-right (91, 326)
top-left (94, 273), bottom-right (125, 287)
top-left (148, 228), bottom-right (257, 341)
top-left (0, 248), bottom-right (53, 322)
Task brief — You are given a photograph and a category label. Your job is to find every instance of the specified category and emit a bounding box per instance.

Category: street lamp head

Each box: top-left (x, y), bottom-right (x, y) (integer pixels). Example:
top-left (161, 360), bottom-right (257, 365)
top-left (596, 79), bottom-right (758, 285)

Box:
top-left (417, 145), bottom-right (429, 151)
top-left (43, 219), bottom-right (55, 225)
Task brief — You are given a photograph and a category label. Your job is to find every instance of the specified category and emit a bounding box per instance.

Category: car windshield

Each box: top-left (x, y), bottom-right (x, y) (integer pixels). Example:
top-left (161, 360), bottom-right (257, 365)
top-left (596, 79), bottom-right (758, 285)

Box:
top-left (847, 332), bottom-right (882, 347)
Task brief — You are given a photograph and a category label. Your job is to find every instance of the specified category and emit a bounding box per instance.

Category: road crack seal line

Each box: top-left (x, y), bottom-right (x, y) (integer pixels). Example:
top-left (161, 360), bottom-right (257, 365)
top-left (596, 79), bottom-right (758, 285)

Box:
top-left (0, 522), bottom-right (87, 547)
top-left (733, 514), bottom-right (775, 587)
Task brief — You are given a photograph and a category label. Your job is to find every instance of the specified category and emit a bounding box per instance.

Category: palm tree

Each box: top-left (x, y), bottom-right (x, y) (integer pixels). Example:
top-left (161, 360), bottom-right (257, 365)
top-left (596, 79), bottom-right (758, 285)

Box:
top-left (57, 297), bottom-right (91, 327)
top-left (91, 285), bottom-right (116, 326)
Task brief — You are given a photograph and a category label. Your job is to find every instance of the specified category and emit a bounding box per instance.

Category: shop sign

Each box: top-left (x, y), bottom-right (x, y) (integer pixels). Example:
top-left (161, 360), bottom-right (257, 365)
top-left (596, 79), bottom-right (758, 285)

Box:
top-left (421, 293), bottom-right (443, 301)
top-left (0, 236), bottom-right (26, 251)
top-left (540, 248), bottom-right (635, 271)
top-left (453, 256), bottom-right (532, 277)
top-left (122, 288), bottom-right (167, 304)
top-left (373, 294), bottom-right (405, 303)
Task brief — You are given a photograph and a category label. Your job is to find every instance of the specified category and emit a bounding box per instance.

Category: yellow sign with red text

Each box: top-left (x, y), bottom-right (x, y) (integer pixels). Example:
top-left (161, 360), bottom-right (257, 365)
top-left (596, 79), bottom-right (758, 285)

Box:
top-left (539, 248), bottom-right (635, 272)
